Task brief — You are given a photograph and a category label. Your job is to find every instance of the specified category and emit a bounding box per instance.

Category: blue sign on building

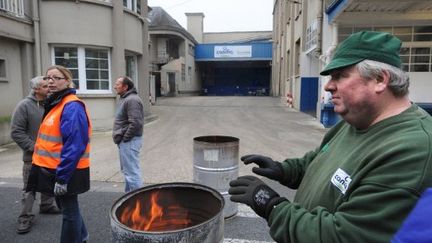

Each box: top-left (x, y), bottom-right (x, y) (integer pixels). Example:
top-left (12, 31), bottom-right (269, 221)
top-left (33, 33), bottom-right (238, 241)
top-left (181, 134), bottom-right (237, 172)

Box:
top-left (195, 41), bottom-right (272, 96)
top-left (195, 42), bottom-right (272, 61)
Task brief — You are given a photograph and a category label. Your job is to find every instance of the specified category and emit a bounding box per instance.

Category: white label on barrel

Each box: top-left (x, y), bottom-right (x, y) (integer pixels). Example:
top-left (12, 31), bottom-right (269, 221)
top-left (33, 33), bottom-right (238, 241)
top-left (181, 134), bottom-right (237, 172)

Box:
top-left (204, 149), bottom-right (219, 161)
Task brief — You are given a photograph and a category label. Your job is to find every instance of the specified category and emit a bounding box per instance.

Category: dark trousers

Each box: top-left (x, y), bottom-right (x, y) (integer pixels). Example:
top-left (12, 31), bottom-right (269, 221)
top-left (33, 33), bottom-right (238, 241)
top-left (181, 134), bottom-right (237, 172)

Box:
top-left (57, 195), bottom-right (88, 243)
top-left (19, 162), bottom-right (56, 222)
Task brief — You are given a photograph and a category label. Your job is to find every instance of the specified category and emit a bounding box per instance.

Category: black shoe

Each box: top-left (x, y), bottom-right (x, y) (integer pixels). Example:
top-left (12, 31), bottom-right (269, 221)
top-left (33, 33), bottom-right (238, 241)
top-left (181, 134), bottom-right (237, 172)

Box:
top-left (39, 205), bottom-right (61, 214)
top-left (16, 219), bottom-right (33, 234)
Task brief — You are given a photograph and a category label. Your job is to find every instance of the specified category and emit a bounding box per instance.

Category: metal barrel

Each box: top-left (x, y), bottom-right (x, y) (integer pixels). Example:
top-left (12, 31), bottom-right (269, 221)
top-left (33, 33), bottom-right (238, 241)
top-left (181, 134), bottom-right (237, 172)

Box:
top-left (193, 135), bottom-right (239, 218)
top-left (110, 183), bottom-right (224, 243)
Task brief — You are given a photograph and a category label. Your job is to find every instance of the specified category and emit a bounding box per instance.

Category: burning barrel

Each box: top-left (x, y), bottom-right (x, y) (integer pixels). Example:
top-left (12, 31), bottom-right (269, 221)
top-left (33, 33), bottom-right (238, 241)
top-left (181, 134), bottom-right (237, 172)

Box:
top-left (193, 135), bottom-right (239, 218)
top-left (110, 183), bottom-right (224, 243)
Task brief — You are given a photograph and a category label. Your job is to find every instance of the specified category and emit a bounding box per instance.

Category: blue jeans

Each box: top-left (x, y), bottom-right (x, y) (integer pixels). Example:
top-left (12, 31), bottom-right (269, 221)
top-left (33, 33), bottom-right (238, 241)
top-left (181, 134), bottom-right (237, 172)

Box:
top-left (58, 195), bottom-right (88, 243)
top-left (119, 136), bottom-right (143, 192)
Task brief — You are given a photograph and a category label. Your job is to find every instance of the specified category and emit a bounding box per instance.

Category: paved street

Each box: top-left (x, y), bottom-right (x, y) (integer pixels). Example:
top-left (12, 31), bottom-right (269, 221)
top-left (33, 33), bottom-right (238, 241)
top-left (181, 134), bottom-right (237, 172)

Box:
top-left (0, 96), bottom-right (326, 242)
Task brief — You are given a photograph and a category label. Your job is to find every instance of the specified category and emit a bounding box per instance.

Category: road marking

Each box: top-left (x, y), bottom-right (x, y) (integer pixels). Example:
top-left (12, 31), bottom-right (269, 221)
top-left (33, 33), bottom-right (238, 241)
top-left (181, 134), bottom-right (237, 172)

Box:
top-left (224, 239), bottom-right (275, 243)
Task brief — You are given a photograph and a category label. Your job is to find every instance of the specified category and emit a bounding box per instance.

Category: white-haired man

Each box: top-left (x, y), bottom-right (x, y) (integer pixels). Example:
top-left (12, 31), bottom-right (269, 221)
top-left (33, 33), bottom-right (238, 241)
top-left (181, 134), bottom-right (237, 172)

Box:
top-left (11, 76), bottom-right (60, 234)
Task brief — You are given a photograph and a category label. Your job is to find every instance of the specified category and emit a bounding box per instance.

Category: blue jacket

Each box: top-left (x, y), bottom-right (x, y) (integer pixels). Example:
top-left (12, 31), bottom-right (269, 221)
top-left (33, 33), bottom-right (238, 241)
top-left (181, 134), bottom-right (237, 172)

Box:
top-left (57, 101), bottom-right (89, 184)
top-left (392, 188), bottom-right (432, 243)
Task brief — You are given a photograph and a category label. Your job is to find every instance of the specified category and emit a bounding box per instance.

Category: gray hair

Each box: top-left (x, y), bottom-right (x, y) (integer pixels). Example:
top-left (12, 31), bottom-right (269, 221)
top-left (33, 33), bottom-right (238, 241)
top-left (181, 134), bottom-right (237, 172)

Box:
top-left (356, 60), bottom-right (409, 97)
top-left (29, 76), bottom-right (46, 94)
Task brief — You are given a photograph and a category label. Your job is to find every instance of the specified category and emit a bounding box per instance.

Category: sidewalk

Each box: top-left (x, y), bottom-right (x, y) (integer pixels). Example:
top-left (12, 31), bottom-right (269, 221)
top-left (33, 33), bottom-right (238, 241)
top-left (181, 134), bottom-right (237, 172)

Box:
top-left (0, 96), bottom-right (327, 242)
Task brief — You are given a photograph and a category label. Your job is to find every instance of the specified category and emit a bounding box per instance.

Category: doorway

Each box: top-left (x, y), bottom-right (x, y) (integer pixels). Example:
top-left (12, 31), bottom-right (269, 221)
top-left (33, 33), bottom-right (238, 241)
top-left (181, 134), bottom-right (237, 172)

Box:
top-left (168, 72), bottom-right (176, 96)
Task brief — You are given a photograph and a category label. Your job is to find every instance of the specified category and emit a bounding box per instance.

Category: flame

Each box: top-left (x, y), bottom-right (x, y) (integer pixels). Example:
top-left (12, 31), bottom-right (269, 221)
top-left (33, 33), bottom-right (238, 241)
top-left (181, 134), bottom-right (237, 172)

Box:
top-left (119, 190), bottom-right (192, 231)
top-left (143, 191), bottom-right (163, 231)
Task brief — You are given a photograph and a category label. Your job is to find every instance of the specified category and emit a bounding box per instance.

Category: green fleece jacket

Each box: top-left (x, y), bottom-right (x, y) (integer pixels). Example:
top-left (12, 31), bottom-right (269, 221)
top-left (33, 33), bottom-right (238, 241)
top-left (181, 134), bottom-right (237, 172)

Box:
top-left (268, 104), bottom-right (432, 243)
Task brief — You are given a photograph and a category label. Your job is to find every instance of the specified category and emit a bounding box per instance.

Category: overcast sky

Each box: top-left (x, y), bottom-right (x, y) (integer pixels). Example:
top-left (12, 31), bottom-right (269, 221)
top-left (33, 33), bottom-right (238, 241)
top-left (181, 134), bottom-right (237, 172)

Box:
top-left (147, 0), bottom-right (273, 32)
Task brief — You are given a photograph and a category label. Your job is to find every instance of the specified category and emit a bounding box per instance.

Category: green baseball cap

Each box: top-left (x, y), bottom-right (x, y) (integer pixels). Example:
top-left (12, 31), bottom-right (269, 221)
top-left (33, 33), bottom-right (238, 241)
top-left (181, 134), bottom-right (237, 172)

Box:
top-left (320, 31), bottom-right (402, 76)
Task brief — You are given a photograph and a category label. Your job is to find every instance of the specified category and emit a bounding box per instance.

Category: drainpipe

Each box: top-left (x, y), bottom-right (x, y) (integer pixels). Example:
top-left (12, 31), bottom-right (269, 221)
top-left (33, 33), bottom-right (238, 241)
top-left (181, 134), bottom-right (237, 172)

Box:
top-left (315, 0), bottom-right (323, 59)
top-left (32, 0), bottom-right (42, 74)
top-left (319, 22), bottom-right (338, 104)
top-left (112, 0), bottom-right (125, 80)
top-left (331, 23), bottom-right (338, 54)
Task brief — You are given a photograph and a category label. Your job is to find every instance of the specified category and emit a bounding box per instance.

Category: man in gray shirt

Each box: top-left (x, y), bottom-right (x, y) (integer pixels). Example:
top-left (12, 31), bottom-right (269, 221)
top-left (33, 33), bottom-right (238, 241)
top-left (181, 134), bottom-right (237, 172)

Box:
top-left (11, 76), bottom-right (60, 234)
top-left (113, 76), bottom-right (144, 192)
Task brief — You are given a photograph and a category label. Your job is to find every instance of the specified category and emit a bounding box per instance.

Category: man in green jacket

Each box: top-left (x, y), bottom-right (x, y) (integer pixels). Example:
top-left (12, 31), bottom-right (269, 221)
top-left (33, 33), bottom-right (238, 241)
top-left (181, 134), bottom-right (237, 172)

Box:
top-left (229, 31), bottom-right (432, 243)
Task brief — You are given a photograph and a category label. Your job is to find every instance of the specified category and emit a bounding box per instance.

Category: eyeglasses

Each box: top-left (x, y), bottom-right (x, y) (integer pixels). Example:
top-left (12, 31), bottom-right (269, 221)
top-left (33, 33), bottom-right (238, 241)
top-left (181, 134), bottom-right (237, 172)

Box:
top-left (43, 76), bottom-right (66, 81)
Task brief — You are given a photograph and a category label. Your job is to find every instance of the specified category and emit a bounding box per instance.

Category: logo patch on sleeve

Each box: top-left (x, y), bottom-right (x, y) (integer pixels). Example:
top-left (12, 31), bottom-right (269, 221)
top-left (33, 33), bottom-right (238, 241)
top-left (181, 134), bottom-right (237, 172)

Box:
top-left (45, 116), bottom-right (55, 126)
top-left (331, 168), bottom-right (352, 194)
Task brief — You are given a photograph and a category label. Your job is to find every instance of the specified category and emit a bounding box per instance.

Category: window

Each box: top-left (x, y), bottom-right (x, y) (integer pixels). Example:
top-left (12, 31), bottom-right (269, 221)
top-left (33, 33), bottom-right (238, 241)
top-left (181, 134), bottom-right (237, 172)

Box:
top-left (400, 47), bottom-right (432, 72)
top-left (294, 39), bottom-right (300, 76)
top-left (123, 0), bottom-right (141, 14)
top-left (305, 21), bottom-right (318, 53)
top-left (0, 0), bottom-right (24, 18)
top-left (181, 64), bottom-right (185, 82)
top-left (339, 25), bottom-right (432, 72)
top-left (188, 66), bottom-right (192, 83)
top-left (54, 47), bottom-right (79, 88)
top-left (85, 49), bottom-right (109, 90)
top-left (286, 50), bottom-right (291, 78)
top-left (0, 59), bottom-right (6, 79)
top-left (125, 55), bottom-right (138, 85)
top-left (188, 44), bottom-right (195, 56)
top-left (414, 26), bottom-right (432, 41)
top-left (53, 47), bottom-right (111, 93)
top-left (340, 26), bottom-right (432, 43)
top-left (393, 27), bottom-right (413, 42)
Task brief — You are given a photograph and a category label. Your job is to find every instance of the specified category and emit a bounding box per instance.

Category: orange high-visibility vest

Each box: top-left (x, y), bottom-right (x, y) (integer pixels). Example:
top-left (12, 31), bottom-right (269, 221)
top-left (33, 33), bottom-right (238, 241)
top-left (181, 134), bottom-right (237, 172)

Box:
top-left (33, 94), bottom-right (91, 169)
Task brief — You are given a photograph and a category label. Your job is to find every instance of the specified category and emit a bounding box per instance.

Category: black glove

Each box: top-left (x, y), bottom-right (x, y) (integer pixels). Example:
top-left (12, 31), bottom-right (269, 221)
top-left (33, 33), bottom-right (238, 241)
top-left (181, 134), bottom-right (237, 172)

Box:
top-left (241, 154), bottom-right (284, 182)
top-left (229, 175), bottom-right (286, 219)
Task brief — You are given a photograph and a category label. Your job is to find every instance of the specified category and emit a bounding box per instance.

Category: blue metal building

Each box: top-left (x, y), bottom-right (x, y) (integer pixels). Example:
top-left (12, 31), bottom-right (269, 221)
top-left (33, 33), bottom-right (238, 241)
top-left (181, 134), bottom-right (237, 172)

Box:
top-left (195, 41), bottom-right (272, 96)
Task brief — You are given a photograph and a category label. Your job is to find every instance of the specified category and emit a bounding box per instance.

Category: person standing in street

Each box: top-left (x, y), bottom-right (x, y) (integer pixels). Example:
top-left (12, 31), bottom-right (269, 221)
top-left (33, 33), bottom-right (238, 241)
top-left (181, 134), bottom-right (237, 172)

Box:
top-left (26, 65), bottom-right (91, 243)
top-left (113, 76), bottom-right (144, 192)
top-left (11, 76), bottom-right (61, 234)
top-left (228, 31), bottom-right (432, 242)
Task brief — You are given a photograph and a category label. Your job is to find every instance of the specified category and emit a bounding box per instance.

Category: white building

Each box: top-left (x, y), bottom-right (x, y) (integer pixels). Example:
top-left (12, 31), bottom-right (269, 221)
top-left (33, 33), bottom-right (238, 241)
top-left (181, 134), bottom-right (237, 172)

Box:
top-left (148, 7), bottom-right (200, 98)
top-left (149, 8), bottom-right (273, 97)
top-left (272, 0), bottom-right (432, 126)
top-left (0, 0), bottom-right (151, 144)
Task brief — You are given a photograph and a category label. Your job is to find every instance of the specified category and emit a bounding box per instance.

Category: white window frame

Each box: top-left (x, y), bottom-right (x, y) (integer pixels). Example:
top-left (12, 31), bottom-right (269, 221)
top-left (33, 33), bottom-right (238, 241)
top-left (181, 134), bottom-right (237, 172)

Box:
top-left (125, 55), bottom-right (138, 89)
top-left (181, 64), bottom-right (186, 82)
top-left (188, 66), bottom-right (192, 83)
top-left (0, 58), bottom-right (6, 80)
top-left (51, 46), bottom-right (112, 94)
top-left (400, 46), bottom-right (432, 72)
top-left (339, 25), bottom-right (432, 73)
top-left (0, 0), bottom-right (24, 18)
top-left (123, 0), bottom-right (140, 14)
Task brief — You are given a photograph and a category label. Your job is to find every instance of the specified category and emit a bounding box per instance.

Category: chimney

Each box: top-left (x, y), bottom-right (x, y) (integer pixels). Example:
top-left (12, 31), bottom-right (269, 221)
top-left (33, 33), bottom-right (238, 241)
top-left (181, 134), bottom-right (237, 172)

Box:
top-left (185, 12), bottom-right (204, 43)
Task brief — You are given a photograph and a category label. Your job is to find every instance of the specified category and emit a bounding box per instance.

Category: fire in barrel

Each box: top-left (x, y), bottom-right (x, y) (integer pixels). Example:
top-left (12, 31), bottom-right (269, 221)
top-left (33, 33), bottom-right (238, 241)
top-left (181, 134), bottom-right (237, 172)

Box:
top-left (110, 183), bottom-right (225, 243)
